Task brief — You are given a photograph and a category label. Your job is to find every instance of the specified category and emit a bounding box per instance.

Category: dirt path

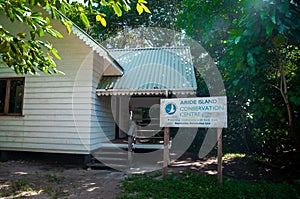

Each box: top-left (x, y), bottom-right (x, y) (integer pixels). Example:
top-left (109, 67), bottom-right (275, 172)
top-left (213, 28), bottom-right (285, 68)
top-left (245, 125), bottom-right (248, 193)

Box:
top-left (0, 154), bottom-right (296, 198)
top-left (0, 161), bottom-right (126, 199)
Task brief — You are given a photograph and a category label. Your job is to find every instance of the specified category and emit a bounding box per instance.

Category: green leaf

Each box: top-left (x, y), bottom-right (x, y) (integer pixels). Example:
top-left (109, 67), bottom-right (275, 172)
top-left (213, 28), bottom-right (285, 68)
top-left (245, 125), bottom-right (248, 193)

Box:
top-left (271, 9), bottom-right (276, 24)
top-left (32, 16), bottom-right (47, 26)
top-left (78, 6), bottom-right (84, 12)
top-left (45, 17), bottom-right (51, 25)
top-left (234, 36), bottom-right (241, 44)
top-left (38, 28), bottom-right (44, 37)
top-left (51, 48), bottom-right (61, 60)
top-left (228, 29), bottom-right (243, 37)
top-left (29, 0), bottom-right (35, 7)
top-left (96, 14), bottom-right (107, 27)
top-left (136, 3), bottom-right (143, 15)
top-left (47, 28), bottom-right (63, 38)
top-left (138, 0), bottom-right (148, 4)
top-left (141, 4), bottom-right (151, 14)
top-left (100, 0), bottom-right (107, 6)
top-left (112, 3), bottom-right (122, 17)
top-left (266, 22), bottom-right (273, 36)
top-left (64, 20), bottom-right (72, 34)
top-left (232, 79), bottom-right (239, 86)
top-left (80, 13), bottom-right (90, 27)
top-left (247, 52), bottom-right (254, 67)
top-left (122, 2), bottom-right (131, 12)
top-left (38, 41), bottom-right (52, 49)
top-left (260, 10), bottom-right (267, 20)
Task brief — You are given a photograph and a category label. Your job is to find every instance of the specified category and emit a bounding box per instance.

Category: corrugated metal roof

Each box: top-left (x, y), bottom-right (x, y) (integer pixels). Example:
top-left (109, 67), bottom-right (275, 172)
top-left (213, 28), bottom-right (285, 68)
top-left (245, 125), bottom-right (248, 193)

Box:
top-left (96, 47), bottom-right (197, 96)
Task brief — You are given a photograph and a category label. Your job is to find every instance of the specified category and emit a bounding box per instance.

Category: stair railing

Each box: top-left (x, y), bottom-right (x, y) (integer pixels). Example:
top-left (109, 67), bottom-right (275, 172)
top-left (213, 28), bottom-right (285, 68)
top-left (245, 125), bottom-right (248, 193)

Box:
top-left (127, 120), bottom-right (137, 151)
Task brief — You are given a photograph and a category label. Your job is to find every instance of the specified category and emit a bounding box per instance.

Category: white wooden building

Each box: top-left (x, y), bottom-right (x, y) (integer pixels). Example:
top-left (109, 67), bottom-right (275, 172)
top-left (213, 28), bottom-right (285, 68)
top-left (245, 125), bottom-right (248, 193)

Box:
top-left (0, 11), bottom-right (123, 156)
top-left (0, 11), bottom-right (197, 164)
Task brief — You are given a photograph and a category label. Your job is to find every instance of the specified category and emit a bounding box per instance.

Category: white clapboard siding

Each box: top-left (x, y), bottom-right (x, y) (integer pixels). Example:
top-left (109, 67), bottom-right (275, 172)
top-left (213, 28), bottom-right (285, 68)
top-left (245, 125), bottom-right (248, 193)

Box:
top-left (0, 13), bottom-right (116, 154)
top-left (90, 53), bottom-right (116, 151)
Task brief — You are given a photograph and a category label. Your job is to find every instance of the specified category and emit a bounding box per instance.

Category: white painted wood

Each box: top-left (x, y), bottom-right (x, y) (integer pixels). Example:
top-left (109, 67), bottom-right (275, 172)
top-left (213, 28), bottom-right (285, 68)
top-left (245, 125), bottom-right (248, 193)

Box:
top-left (90, 53), bottom-right (116, 151)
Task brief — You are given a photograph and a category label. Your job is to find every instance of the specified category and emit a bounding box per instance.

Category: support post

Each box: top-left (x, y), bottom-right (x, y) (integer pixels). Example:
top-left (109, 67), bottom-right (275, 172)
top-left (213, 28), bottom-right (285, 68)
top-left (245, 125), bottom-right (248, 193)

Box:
top-left (162, 127), bottom-right (169, 177)
top-left (217, 128), bottom-right (223, 184)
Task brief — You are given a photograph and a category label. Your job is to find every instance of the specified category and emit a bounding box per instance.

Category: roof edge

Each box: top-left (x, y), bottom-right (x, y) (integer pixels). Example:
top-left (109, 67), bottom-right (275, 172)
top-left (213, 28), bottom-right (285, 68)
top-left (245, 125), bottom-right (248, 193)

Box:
top-left (96, 88), bottom-right (196, 96)
top-left (46, 8), bottom-right (124, 74)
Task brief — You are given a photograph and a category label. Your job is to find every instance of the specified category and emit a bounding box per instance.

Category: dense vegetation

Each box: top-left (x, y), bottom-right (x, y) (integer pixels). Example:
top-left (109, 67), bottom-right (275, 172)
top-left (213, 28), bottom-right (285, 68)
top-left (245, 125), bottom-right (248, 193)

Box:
top-left (177, 0), bottom-right (300, 168)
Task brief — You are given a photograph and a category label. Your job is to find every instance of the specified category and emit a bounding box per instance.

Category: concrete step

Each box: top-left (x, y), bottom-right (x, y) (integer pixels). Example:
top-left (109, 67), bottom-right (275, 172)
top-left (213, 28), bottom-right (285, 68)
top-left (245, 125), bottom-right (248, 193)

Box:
top-left (87, 143), bottom-right (167, 171)
top-left (95, 151), bottom-right (128, 157)
top-left (135, 130), bottom-right (163, 138)
top-left (99, 143), bottom-right (128, 149)
top-left (89, 145), bottom-right (130, 170)
top-left (133, 144), bottom-right (164, 150)
top-left (86, 162), bottom-right (129, 170)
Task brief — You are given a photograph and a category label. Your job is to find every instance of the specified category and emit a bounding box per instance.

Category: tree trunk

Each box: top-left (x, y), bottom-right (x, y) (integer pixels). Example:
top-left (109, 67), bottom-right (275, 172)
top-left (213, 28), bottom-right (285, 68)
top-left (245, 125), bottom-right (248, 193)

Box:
top-left (278, 51), bottom-right (298, 143)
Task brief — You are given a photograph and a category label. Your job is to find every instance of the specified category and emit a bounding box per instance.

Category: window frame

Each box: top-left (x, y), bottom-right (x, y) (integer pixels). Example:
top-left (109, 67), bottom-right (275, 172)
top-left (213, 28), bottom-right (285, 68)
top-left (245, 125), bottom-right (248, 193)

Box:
top-left (0, 77), bottom-right (25, 116)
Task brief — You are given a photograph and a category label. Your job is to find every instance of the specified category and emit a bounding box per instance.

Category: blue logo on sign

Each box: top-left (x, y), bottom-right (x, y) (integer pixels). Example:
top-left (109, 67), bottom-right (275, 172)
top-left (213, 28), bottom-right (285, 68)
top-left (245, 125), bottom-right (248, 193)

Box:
top-left (165, 103), bottom-right (176, 115)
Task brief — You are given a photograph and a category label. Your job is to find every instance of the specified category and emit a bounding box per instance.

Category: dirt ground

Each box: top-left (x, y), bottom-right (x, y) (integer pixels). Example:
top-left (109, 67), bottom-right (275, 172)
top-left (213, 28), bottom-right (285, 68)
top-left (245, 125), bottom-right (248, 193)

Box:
top-left (0, 153), bottom-right (297, 199)
top-left (0, 160), bottom-right (126, 199)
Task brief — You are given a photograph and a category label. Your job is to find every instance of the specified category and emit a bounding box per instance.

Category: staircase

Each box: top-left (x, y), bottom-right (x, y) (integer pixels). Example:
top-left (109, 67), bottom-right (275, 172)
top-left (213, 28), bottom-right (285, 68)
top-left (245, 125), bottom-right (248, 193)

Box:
top-left (87, 118), bottom-right (168, 170)
top-left (87, 143), bottom-right (131, 171)
top-left (133, 118), bottom-right (165, 149)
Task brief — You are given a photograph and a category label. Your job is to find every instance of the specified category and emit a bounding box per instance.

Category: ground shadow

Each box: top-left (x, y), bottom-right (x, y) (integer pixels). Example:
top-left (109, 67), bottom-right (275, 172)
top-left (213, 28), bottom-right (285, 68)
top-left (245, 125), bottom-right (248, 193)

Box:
top-left (169, 152), bottom-right (299, 183)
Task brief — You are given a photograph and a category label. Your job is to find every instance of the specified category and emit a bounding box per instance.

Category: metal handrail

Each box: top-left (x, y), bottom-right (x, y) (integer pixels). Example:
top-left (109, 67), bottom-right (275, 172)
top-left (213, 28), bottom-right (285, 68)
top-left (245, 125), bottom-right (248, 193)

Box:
top-left (127, 120), bottom-right (137, 151)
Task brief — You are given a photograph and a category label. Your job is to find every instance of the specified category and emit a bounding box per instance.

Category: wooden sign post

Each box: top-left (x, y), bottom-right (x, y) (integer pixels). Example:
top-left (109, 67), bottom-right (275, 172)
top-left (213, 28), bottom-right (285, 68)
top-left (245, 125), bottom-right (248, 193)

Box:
top-left (217, 128), bottom-right (223, 184)
top-left (162, 127), bottom-right (169, 177)
top-left (160, 97), bottom-right (227, 180)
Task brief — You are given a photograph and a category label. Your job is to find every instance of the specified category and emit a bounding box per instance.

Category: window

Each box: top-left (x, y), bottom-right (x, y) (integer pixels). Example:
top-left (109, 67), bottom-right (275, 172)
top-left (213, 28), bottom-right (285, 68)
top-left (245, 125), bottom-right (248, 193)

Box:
top-left (0, 78), bottom-right (24, 116)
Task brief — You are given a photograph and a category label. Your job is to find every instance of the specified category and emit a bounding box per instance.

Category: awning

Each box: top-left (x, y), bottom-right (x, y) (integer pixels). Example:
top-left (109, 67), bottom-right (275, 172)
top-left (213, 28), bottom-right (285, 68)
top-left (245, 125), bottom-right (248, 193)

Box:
top-left (96, 47), bottom-right (197, 96)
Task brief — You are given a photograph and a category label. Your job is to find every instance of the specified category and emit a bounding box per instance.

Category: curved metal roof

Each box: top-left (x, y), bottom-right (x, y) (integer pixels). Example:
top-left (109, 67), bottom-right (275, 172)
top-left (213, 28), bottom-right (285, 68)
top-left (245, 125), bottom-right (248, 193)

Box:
top-left (97, 47), bottom-right (197, 96)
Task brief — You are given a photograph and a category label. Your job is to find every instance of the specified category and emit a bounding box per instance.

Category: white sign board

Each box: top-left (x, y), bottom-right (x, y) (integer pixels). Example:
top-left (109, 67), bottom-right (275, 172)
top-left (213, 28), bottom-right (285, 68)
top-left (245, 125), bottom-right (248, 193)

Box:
top-left (160, 96), bottom-right (227, 128)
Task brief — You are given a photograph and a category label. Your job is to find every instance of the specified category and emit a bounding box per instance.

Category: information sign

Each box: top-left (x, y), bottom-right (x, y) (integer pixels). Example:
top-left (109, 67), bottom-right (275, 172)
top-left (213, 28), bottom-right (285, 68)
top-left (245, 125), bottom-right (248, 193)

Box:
top-left (160, 96), bottom-right (227, 128)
